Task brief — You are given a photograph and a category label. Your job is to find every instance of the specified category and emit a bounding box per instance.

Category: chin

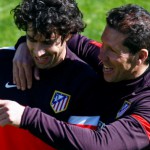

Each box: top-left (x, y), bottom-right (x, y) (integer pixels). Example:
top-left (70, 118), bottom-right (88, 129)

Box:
top-left (104, 76), bottom-right (113, 82)
top-left (105, 77), bottom-right (120, 83)
top-left (36, 64), bottom-right (47, 69)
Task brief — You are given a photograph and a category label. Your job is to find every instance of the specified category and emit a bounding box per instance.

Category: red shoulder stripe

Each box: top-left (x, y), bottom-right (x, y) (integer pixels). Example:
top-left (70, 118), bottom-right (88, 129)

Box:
top-left (131, 114), bottom-right (150, 140)
top-left (89, 41), bottom-right (102, 48)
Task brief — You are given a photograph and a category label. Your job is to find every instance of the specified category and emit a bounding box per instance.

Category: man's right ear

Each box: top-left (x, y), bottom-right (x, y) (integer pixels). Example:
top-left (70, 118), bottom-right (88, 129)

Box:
top-left (66, 34), bottom-right (72, 41)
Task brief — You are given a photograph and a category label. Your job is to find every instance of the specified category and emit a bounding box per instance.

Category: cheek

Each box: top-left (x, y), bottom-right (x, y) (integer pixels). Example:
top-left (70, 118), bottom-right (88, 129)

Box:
top-left (121, 54), bottom-right (135, 68)
top-left (48, 44), bottom-right (62, 53)
top-left (47, 46), bottom-right (57, 54)
top-left (27, 41), bottom-right (33, 50)
top-left (117, 58), bottom-right (132, 71)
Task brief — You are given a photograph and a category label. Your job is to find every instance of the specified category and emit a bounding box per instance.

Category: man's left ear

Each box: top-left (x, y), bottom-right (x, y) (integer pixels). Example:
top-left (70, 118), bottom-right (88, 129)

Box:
top-left (138, 49), bottom-right (149, 64)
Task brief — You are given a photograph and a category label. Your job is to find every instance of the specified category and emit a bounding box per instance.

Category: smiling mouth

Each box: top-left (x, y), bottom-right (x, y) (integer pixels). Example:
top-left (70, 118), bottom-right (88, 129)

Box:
top-left (103, 65), bottom-right (113, 73)
top-left (35, 56), bottom-right (50, 64)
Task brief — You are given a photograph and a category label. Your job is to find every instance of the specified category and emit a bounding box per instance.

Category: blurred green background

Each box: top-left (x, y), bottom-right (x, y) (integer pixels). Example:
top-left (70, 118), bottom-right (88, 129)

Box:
top-left (0, 0), bottom-right (150, 47)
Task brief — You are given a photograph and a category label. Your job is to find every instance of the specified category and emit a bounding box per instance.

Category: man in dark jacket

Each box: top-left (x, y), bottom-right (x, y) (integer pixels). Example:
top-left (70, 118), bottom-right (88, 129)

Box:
top-left (0, 0), bottom-right (100, 149)
top-left (0, 3), bottom-right (150, 150)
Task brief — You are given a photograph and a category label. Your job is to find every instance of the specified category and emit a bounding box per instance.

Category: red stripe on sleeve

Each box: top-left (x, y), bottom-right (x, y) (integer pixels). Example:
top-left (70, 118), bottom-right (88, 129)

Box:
top-left (89, 41), bottom-right (102, 48)
top-left (131, 114), bottom-right (150, 140)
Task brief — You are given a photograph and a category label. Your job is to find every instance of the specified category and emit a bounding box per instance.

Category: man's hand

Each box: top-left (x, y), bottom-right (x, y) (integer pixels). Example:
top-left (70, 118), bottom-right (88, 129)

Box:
top-left (0, 100), bottom-right (25, 127)
top-left (13, 42), bottom-right (40, 90)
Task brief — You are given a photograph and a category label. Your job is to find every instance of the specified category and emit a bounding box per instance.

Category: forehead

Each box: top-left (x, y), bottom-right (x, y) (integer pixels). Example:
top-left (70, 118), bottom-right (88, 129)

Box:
top-left (27, 30), bottom-right (58, 40)
top-left (101, 25), bottom-right (128, 50)
top-left (27, 24), bottom-right (58, 41)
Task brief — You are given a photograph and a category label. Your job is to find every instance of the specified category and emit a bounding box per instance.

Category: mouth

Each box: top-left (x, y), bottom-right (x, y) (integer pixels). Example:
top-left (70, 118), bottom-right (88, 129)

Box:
top-left (103, 65), bottom-right (113, 73)
top-left (34, 56), bottom-right (50, 65)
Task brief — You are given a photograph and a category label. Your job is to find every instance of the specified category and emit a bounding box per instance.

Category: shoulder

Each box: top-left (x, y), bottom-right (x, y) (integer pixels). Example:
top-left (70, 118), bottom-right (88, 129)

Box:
top-left (66, 47), bottom-right (98, 76)
top-left (68, 33), bottom-right (101, 54)
top-left (0, 47), bottom-right (15, 59)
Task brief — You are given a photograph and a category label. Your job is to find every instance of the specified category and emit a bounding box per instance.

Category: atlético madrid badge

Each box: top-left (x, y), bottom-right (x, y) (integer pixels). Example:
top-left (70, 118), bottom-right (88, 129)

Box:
top-left (116, 100), bottom-right (131, 119)
top-left (50, 90), bottom-right (71, 113)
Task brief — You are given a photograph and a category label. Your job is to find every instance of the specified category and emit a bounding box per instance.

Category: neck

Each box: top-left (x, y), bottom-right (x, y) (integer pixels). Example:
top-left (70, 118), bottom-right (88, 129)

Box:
top-left (135, 64), bottom-right (149, 78)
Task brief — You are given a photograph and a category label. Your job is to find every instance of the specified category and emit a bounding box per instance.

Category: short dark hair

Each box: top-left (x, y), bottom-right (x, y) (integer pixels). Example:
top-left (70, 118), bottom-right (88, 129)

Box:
top-left (12, 0), bottom-right (86, 42)
top-left (106, 4), bottom-right (150, 64)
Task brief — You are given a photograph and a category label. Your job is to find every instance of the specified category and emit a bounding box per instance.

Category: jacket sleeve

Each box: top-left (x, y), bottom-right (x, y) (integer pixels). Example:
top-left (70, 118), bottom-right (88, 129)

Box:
top-left (20, 106), bottom-right (150, 150)
top-left (67, 34), bottom-right (102, 72)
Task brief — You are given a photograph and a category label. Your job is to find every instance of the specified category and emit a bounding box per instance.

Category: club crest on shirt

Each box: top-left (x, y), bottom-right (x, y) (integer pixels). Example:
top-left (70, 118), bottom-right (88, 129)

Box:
top-left (116, 100), bottom-right (131, 118)
top-left (50, 90), bottom-right (71, 113)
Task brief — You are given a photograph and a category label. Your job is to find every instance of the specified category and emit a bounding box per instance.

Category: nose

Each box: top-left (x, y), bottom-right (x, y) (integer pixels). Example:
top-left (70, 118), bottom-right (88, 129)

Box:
top-left (33, 49), bottom-right (46, 57)
top-left (32, 43), bottom-right (46, 57)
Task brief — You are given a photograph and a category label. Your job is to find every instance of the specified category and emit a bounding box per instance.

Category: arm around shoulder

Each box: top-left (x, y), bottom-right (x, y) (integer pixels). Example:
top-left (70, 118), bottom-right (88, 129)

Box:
top-left (20, 106), bottom-right (150, 150)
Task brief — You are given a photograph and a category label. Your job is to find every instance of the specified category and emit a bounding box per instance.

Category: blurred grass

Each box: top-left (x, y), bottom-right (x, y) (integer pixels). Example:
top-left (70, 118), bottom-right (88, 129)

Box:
top-left (76, 0), bottom-right (150, 42)
top-left (0, 0), bottom-right (21, 46)
top-left (0, 0), bottom-right (150, 47)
